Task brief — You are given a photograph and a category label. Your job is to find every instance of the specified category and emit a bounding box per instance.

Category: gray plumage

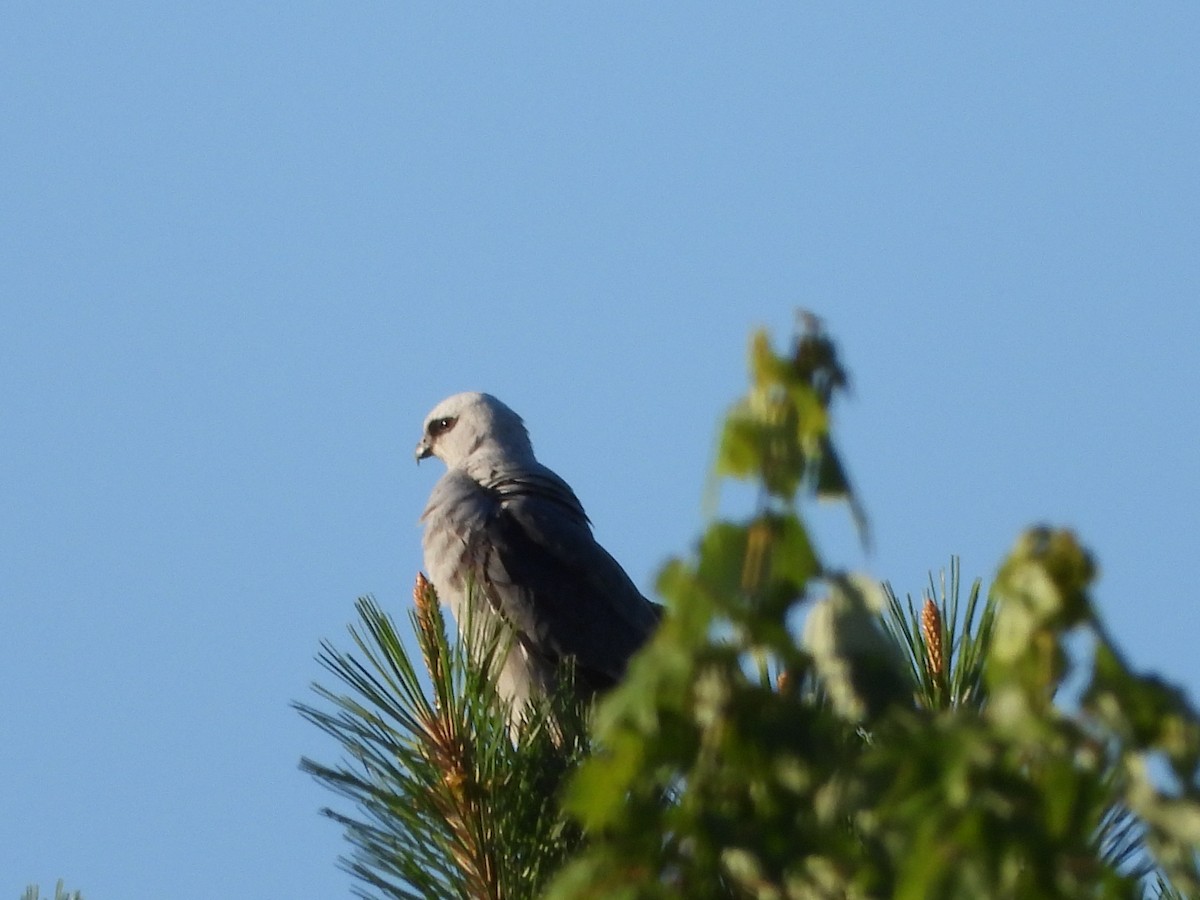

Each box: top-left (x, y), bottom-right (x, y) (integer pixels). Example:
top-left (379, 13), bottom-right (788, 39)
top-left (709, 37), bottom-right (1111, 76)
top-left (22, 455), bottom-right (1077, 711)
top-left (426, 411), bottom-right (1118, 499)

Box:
top-left (416, 392), bottom-right (659, 716)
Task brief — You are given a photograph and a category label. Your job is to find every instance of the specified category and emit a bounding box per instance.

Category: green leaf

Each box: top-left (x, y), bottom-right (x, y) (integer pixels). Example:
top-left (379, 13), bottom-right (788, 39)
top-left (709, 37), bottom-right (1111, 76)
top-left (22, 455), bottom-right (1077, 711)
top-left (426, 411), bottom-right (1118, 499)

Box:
top-left (714, 403), bottom-right (769, 482)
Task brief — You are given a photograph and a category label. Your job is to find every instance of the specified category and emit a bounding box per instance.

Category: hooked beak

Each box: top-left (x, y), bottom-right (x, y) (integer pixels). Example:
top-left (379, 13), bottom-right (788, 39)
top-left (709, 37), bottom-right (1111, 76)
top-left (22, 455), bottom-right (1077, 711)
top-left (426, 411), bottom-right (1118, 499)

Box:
top-left (415, 439), bottom-right (433, 463)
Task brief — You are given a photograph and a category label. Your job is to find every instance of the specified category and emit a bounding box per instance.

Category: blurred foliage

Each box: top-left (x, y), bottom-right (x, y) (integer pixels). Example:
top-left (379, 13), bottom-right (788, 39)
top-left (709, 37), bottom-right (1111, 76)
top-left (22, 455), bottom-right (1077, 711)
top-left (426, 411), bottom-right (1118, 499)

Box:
top-left (304, 316), bottom-right (1200, 899)
top-left (20, 884), bottom-right (82, 900)
top-left (546, 318), bottom-right (1200, 899)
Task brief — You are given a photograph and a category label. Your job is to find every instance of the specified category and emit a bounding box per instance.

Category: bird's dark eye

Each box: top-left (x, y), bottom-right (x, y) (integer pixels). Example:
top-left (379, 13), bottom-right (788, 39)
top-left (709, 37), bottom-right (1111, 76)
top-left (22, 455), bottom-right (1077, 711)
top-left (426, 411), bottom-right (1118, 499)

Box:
top-left (428, 416), bottom-right (456, 437)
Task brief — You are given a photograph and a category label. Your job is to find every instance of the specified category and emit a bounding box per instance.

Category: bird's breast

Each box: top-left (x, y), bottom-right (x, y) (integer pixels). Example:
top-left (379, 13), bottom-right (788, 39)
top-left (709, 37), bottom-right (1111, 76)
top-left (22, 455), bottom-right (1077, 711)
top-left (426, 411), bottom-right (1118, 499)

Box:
top-left (420, 472), bottom-right (498, 620)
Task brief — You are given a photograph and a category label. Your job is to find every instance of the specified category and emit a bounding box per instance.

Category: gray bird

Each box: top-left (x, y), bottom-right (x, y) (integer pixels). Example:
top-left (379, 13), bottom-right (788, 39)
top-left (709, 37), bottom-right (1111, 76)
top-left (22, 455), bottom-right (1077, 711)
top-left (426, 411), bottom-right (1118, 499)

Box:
top-left (416, 392), bottom-right (660, 717)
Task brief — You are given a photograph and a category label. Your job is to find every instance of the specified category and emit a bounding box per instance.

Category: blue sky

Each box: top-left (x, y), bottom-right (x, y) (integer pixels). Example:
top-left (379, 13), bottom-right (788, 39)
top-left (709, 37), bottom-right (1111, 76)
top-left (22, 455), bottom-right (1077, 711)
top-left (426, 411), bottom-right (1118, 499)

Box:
top-left (3, 4), bottom-right (1197, 897)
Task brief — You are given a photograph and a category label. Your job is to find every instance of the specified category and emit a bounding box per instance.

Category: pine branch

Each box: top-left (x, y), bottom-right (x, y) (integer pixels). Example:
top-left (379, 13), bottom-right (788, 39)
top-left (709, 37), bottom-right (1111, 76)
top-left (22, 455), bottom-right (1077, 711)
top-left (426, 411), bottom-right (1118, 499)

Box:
top-left (880, 557), bottom-right (994, 712)
top-left (298, 577), bottom-right (587, 899)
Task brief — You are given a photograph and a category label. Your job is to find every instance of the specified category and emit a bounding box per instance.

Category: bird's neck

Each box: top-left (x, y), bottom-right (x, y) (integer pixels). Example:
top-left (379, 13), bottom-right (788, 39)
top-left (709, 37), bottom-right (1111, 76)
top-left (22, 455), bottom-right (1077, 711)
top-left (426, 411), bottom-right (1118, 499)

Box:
top-left (461, 442), bottom-right (537, 482)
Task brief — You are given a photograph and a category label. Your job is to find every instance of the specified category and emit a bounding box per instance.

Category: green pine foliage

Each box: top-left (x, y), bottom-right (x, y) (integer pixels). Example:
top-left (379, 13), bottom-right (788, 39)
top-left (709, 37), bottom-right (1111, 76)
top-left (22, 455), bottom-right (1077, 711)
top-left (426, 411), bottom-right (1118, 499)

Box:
top-left (298, 575), bottom-right (588, 899)
top-left (303, 316), bottom-right (1200, 899)
top-left (881, 558), bottom-right (994, 713)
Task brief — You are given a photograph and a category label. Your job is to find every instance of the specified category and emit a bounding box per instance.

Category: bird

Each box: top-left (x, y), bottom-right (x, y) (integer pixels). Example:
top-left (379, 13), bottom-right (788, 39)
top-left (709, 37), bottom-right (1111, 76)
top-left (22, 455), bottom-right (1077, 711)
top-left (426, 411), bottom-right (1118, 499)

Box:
top-left (415, 391), bottom-right (660, 719)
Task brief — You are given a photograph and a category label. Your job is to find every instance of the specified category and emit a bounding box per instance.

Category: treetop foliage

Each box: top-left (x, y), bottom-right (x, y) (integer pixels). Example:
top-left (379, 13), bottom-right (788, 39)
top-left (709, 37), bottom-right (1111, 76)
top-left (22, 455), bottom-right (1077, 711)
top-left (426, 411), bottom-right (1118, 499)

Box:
top-left (303, 316), bottom-right (1200, 899)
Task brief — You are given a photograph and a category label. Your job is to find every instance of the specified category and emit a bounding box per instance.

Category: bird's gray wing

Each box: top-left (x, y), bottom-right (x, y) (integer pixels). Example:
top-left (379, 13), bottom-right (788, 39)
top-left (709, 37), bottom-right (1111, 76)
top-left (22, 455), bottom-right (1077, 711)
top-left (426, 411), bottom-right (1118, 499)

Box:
top-left (470, 465), bottom-right (659, 692)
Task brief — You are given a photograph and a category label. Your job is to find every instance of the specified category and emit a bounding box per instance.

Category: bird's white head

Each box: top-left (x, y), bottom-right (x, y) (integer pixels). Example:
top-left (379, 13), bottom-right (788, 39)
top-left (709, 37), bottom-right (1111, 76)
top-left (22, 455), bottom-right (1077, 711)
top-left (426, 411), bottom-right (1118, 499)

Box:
top-left (415, 392), bottom-right (534, 469)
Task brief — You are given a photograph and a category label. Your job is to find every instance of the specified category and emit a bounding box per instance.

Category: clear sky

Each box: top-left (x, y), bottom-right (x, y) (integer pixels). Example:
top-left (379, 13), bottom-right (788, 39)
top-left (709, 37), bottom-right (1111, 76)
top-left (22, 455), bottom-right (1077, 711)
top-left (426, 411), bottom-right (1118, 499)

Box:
top-left (3, 4), bottom-right (1197, 897)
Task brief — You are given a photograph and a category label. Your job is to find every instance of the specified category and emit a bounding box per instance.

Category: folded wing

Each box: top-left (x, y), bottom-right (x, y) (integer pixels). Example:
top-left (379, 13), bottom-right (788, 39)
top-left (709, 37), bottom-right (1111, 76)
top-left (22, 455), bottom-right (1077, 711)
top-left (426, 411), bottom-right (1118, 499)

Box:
top-left (468, 466), bottom-right (659, 693)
